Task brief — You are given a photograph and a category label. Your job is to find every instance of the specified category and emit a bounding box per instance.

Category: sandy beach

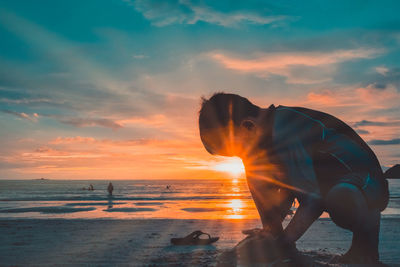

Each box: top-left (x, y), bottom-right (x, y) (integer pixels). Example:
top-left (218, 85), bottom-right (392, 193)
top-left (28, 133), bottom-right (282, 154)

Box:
top-left (0, 217), bottom-right (399, 266)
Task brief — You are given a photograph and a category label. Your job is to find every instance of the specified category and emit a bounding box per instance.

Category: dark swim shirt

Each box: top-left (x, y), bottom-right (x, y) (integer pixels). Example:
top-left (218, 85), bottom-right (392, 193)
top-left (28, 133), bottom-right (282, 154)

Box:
top-left (267, 105), bottom-right (388, 210)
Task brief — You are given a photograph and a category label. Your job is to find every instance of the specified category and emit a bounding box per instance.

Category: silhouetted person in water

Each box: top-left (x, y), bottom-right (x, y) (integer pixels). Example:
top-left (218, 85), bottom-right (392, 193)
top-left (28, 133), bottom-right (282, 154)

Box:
top-left (199, 93), bottom-right (392, 264)
top-left (88, 184), bottom-right (94, 191)
top-left (107, 182), bottom-right (114, 196)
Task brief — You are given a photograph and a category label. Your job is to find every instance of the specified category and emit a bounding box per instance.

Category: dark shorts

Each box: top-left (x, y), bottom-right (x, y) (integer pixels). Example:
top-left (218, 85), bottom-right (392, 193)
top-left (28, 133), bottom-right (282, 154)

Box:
top-left (313, 152), bottom-right (389, 211)
top-left (337, 172), bottom-right (389, 211)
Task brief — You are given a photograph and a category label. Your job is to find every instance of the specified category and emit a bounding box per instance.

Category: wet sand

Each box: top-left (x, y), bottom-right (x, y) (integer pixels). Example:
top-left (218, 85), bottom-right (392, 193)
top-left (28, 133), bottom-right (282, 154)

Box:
top-left (0, 218), bottom-right (399, 266)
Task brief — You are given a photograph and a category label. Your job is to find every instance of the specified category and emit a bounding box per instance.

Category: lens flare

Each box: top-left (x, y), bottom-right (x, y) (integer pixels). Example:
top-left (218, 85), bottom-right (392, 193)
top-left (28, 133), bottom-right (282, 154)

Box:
top-left (212, 156), bottom-right (245, 177)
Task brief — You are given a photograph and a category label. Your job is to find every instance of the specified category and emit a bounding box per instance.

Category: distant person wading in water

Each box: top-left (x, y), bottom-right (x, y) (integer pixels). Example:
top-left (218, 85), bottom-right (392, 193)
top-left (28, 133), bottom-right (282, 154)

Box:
top-left (198, 93), bottom-right (395, 264)
top-left (107, 182), bottom-right (114, 196)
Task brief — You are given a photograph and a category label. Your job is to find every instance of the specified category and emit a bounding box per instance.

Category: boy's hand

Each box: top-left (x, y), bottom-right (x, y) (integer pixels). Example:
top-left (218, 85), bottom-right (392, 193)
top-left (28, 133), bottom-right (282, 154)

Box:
top-left (242, 228), bottom-right (297, 254)
top-left (242, 228), bottom-right (263, 236)
top-left (241, 227), bottom-right (300, 263)
top-left (242, 227), bottom-right (270, 237)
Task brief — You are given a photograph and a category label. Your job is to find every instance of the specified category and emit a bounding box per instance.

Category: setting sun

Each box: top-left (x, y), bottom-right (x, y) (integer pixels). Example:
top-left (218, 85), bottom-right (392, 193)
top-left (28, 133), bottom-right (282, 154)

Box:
top-left (212, 157), bottom-right (245, 177)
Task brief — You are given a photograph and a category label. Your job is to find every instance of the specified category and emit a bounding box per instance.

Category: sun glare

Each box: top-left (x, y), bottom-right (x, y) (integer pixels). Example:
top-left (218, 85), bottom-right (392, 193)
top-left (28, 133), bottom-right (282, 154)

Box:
top-left (226, 199), bottom-right (244, 219)
top-left (228, 199), bottom-right (243, 211)
top-left (212, 157), bottom-right (245, 177)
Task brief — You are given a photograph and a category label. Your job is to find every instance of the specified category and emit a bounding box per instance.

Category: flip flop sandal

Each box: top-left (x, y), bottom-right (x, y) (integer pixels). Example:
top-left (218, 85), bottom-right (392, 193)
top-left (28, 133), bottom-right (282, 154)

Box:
top-left (171, 230), bottom-right (219, 245)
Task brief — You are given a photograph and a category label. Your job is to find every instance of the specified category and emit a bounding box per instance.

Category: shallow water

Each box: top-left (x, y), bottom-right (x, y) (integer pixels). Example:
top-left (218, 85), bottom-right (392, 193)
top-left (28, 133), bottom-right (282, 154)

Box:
top-left (0, 179), bottom-right (399, 219)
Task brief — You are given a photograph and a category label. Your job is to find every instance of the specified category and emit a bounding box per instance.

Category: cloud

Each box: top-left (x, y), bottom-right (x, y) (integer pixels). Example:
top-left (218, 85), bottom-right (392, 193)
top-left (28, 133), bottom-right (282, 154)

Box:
top-left (48, 136), bottom-right (199, 150)
top-left (0, 134), bottom-right (211, 179)
top-left (49, 136), bottom-right (97, 145)
top-left (48, 136), bottom-right (148, 146)
top-left (306, 90), bottom-right (356, 106)
top-left (0, 9), bottom-right (163, 118)
top-left (2, 3), bottom-right (400, 179)
top-left (132, 54), bottom-right (148, 59)
top-left (306, 83), bottom-right (400, 109)
top-left (117, 114), bottom-right (167, 127)
top-left (131, 0), bottom-right (286, 27)
top-left (375, 66), bottom-right (389, 76)
top-left (209, 48), bottom-right (383, 83)
top-left (368, 138), bottom-right (400, 145)
top-left (371, 67), bottom-right (400, 89)
top-left (21, 146), bottom-right (105, 159)
top-left (2, 110), bottom-right (38, 122)
top-left (355, 83), bottom-right (400, 107)
top-left (355, 129), bottom-right (370, 135)
top-left (353, 120), bottom-right (400, 128)
top-left (55, 116), bottom-right (123, 130)
top-left (40, 114), bottom-right (124, 130)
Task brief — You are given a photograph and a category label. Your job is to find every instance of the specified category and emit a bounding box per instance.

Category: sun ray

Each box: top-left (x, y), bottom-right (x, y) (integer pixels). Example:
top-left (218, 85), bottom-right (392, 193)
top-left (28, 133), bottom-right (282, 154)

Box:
top-left (212, 156), bottom-right (245, 177)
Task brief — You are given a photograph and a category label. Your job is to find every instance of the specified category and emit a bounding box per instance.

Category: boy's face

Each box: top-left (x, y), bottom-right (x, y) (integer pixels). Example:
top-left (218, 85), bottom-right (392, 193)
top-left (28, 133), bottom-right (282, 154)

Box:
top-left (200, 121), bottom-right (261, 158)
top-left (200, 126), bottom-right (235, 156)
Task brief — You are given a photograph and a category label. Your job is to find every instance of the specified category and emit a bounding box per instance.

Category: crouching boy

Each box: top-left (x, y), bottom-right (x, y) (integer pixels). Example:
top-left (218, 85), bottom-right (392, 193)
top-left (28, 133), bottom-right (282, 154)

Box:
top-left (199, 93), bottom-right (390, 264)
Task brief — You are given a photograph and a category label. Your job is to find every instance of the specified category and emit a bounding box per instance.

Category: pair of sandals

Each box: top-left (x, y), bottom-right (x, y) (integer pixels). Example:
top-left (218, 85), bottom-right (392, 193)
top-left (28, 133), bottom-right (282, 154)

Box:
top-left (171, 230), bottom-right (219, 245)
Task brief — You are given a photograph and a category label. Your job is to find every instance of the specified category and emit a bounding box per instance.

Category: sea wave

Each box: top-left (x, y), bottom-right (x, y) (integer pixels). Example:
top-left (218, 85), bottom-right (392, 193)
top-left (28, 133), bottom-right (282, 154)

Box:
top-left (0, 195), bottom-right (253, 202)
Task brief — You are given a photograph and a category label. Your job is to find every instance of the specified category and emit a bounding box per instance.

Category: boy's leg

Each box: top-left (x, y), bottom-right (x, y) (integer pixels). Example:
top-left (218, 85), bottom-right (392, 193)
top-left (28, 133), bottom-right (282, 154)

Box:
top-left (325, 183), bottom-right (380, 263)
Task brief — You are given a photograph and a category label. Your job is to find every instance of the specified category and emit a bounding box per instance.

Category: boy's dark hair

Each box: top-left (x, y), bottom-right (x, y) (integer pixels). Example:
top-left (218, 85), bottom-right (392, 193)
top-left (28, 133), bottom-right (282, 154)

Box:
top-left (199, 93), bottom-right (260, 131)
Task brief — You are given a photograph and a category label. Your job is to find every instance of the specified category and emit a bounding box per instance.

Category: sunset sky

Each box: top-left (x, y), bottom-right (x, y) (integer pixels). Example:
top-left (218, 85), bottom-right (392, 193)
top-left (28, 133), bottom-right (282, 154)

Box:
top-left (0, 0), bottom-right (400, 179)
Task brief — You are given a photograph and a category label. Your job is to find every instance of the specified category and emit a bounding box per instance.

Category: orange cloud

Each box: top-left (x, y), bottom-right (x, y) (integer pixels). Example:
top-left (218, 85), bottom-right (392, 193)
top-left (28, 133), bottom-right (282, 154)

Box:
top-left (306, 83), bottom-right (400, 109)
top-left (22, 146), bottom-right (104, 159)
top-left (211, 48), bottom-right (381, 71)
top-left (48, 136), bottom-right (199, 149)
top-left (356, 84), bottom-right (400, 108)
top-left (307, 91), bottom-right (340, 106)
top-left (117, 114), bottom-right (167, 127)
top-left (304, 84), bottom-right (400, 147)
top-left (306, 90), bottom-right (363, 107)
top-left (209, 48), bottom-right (383, 83)
top-left (49, 136), bottom-right (97, 144)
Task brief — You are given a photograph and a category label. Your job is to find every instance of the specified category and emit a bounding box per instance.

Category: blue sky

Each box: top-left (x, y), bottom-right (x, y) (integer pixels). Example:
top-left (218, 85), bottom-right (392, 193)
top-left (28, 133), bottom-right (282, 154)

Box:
top-left (0, 0), bottom-right (400, 179)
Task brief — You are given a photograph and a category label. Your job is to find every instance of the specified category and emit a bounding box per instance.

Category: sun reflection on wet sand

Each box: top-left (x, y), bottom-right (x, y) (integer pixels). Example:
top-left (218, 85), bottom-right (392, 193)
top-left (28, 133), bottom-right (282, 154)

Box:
top-left (229, 199), bottom-right (243, 212)
top-left (226, 178), bottom-right (246, 219)
top-left (227, 214), bottom-right (245, 219)
top-left (226, 198), bottom-right (244, 219)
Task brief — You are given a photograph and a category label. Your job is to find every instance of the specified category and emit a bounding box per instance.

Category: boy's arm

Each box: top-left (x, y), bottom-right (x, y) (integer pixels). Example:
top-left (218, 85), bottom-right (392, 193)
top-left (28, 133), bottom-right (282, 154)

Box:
top-left (273, 147), bottom-right (324, 244)
top-left (246, 175), bottom-right (294, 235)
top-left (269, 108), bottom-right (325, 245)
top-left (274, 140), bottom-right (324, 243)
top-left (281, 194), bottom-right (323, 244)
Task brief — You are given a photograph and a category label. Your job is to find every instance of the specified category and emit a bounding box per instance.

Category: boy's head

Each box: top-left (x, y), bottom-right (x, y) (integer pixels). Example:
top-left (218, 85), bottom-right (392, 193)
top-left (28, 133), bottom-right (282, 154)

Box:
top-left (199, 93), bottom-right (261, 157)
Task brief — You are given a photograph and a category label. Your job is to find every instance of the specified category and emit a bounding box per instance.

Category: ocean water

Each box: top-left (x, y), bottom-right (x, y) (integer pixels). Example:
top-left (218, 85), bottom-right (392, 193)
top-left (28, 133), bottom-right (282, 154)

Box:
top-left (0, 179), bottom-right (399, 219)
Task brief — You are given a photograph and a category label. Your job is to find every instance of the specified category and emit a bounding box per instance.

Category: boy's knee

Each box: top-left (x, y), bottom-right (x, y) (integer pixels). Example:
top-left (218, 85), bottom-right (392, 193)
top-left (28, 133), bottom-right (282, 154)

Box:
top-left (325, 183), bottom-right (368, 230)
